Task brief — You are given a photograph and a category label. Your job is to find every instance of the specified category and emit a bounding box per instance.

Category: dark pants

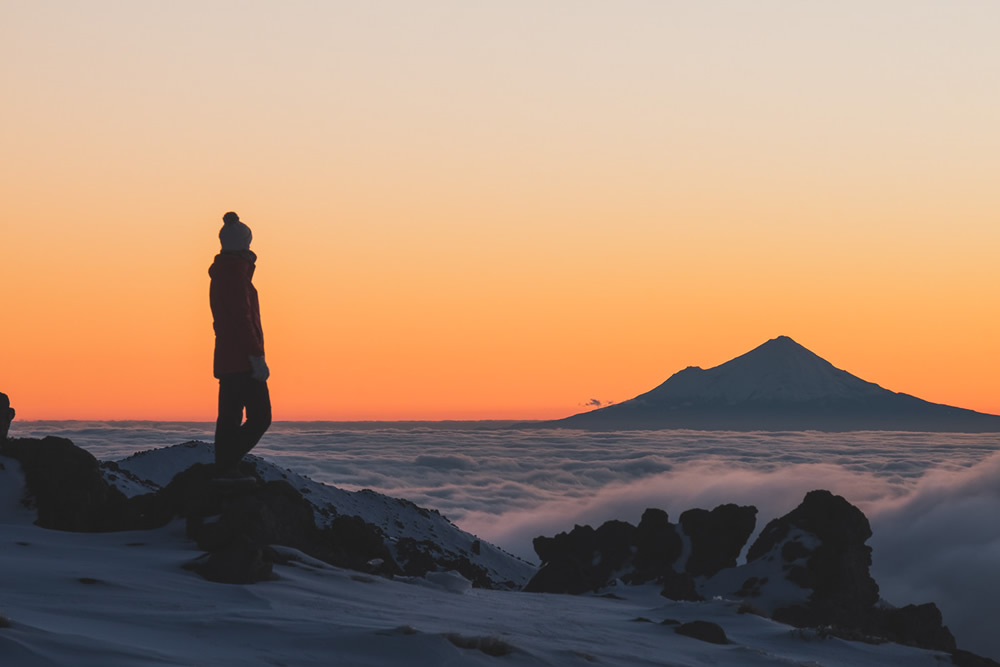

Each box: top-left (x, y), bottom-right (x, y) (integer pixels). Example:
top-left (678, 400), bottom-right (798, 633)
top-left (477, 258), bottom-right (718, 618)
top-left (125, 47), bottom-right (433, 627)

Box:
top-left (214, 372), bottom-right (271, 472)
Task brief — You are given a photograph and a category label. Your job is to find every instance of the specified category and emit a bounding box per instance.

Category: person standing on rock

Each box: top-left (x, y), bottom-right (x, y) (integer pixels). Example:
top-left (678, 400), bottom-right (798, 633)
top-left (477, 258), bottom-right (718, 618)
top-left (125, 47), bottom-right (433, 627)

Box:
top-left (209, 211), bottom-right (271, 480)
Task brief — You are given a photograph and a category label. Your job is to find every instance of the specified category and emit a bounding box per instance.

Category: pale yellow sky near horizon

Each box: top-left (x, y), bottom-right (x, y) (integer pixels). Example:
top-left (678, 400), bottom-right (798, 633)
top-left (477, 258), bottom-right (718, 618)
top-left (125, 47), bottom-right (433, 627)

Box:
top-left (2, 1), bottom-right (998, 419)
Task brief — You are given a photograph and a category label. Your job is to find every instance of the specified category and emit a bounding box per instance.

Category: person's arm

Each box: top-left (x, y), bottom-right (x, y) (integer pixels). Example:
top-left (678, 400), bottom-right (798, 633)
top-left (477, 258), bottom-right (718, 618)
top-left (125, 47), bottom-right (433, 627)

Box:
top-left (218, 271), bottom-right (264, 359)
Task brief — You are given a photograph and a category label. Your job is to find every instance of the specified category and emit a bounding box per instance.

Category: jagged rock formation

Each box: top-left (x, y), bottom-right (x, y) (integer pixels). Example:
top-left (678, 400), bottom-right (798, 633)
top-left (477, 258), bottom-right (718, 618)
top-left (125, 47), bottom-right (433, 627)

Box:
top-left (679, 504), bottom-right (757, 577)
top-left (526, 489), bottom-right (975, 660)
top-left (745, 489), bottom-right (879, 626)
top-left (0, 436), bottom-right (138, 531)
top-left (524, 503), bottom-right (755, 600)
top-left (541, 336), bottom-right (1000, 432)
top-left (730, 489), bottom-right (957, 653)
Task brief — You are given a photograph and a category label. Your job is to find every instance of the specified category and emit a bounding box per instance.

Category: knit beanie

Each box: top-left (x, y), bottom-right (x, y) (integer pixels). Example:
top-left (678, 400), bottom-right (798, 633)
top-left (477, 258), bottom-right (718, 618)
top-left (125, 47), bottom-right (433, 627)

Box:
top-left (219, 213), bottom-right (253, 252)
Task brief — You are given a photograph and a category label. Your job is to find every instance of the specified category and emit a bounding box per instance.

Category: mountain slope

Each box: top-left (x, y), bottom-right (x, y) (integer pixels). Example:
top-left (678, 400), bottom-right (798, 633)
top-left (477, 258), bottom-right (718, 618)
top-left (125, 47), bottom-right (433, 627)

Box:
top-left (546, 336), bottom-right (1000, 432)
top-left (104, 441), bottom-right (535, 588)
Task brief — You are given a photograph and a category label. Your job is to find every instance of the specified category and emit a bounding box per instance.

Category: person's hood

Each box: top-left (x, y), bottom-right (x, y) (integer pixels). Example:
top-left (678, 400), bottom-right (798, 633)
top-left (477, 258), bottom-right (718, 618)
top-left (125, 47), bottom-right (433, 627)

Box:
top-left (209, 250), bottom-right (257, 279)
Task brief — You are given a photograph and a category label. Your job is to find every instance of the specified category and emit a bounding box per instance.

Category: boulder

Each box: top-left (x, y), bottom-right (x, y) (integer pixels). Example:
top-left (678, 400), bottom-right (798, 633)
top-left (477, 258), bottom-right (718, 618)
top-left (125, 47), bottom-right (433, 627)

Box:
top-left (524, 523), bottom-right (605, 594)
top-left (394, 536), bottom-right (496, 587)
top-left (867, 602), bottom-right (956, 653)
top-left (183, 536), bottom-right (276, 584)
top-left (680, 503), bottom-right (757, 577)
top-left (0, 437), bottom-right (131, 531)
top-left (748, 489), bottom-right (878, 626)
top-left (734, 490), bottom-right (957, 653)
top-left (674, 620), bottom-right (729, 645)
top-left (316, 515), bottom-right (397, 577)
top-left (659, 569), bottom-right (702, 602)
top-left (627, 508), bottom-right (683, 584)
top-left (525, 519), bottom-right (643, 593)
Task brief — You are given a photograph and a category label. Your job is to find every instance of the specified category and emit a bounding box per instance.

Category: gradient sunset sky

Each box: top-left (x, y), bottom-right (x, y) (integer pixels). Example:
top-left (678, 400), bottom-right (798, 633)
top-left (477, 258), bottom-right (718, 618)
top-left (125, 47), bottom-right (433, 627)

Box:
top-left (3, 1), bottom-right (998, 420)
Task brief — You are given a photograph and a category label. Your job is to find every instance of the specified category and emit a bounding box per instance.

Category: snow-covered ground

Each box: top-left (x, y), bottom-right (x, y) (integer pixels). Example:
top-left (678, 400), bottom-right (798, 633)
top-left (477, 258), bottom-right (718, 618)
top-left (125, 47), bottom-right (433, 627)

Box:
top-left (9, 422), bottom-right (1000, 659)
top-left (0, 447), bottom-right (969, 666)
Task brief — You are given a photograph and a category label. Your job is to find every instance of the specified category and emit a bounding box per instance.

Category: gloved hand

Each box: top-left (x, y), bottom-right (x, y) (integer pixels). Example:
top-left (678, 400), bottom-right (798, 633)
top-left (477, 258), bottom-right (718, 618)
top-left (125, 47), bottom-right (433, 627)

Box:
top-left (249, 355), bottom-right (270, 382)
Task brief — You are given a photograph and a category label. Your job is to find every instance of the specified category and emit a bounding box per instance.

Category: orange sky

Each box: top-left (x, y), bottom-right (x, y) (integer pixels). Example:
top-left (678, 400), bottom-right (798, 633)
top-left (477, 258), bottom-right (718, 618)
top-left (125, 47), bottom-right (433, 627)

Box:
top-left (3, 2), bottom-right (998, 420)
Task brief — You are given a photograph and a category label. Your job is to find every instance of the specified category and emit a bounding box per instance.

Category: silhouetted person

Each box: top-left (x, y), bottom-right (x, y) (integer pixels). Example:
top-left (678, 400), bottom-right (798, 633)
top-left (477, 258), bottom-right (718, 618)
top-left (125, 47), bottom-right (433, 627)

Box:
top-left (1, 392), bottom-right (13, 440)
top-left (209, 211), bottom-right (271, 479)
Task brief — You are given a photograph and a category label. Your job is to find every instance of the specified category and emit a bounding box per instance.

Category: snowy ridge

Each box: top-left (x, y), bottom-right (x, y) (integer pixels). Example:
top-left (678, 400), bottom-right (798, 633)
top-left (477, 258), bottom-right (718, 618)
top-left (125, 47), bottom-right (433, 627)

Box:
top-left (104, 441), bottom-right (534, 588)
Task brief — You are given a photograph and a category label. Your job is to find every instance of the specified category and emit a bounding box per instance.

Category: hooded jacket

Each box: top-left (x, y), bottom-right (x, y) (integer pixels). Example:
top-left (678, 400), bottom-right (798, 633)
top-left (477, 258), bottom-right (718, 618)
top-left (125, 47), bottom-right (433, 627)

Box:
top-left (209, 251), bottom-right (264, 378)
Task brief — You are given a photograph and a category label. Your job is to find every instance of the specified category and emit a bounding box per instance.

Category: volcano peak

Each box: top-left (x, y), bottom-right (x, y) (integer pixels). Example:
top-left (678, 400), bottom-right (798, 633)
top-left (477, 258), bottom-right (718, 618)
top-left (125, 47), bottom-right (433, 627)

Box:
top-left (543, 337), bottom-right (1000, 432)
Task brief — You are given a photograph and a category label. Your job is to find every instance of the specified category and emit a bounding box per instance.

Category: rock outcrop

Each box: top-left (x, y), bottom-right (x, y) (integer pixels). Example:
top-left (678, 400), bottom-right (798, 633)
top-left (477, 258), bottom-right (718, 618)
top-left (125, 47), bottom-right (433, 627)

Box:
top-left (679, 504), bottom-right (757, 577)
top-left (524, 503), bottom-right (756, 600)
top-left (746, 489), bottom-right (879, 626)
top-left (527, 488), bottom-right (966, 658)
top-left (1, 436), bottom-right (135, 531)
top-left (0, 437), bottom-right (499, 587)
top-left (730, 489), bottom-right (956, 653)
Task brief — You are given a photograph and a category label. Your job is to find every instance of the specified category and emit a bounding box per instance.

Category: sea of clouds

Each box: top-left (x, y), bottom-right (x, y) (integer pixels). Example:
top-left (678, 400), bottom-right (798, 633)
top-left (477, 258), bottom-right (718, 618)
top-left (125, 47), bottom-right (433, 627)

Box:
top-left (12, 421), bottom-right (1000, 658)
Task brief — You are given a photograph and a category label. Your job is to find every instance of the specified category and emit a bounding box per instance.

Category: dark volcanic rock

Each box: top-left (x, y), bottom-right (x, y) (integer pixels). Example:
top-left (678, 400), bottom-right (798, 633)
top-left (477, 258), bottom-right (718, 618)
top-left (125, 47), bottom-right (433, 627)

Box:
top-left (680, 504), bottom-right (757, 577)
top-left (674, 620), bottom-right (729, 645)
top-left (749, 489), bottom-right (878, 626)
top-left (0, 436), bottom-right (406, 584)
top-left (952, 649), bottom-right (1000, 667)
top-left (528, 489), bottom-right (984, 660)
top-left (318, 516), bottom-right (397, 577)
top-left (737, 490), bottom-right (959, 654)
top-left (523, 555), bottom-right (592, 595)
top-left (0, 437), bottom-right (131, 531)
top-left (183, 536), bottom-right (276, 584)
top-left (659, 569), bottom-right (702, 602)
top-left (531, 523), bottom-right (597, 567)
top-left (525, 523), bottom-right (607, 594)
top-left (868, 603), bottom-right (956, 653)
top-left (395, 536), bottom-right (496, 588)
top-left (526, 519), bottom-right (646, 594)
top-left (594, 520), bottom-right (638, 575)
top-left (181, 478), bottom-right (318, 551)
top-left (173, 466), bottom-right (400, 583)
top-left (628, 508), bottom-right (683, 584)
top-left (526, 504), bottom-right (743, 595)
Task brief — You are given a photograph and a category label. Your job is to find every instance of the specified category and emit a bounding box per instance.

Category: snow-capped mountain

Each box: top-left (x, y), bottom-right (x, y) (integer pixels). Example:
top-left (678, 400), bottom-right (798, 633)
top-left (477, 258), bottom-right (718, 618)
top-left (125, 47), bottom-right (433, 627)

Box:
top-left (546, 336), bottom-right (1000, 432)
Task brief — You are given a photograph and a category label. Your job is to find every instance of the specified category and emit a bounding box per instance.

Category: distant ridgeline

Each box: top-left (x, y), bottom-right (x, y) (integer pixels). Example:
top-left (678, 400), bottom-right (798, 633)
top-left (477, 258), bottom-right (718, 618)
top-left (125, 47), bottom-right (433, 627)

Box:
top-left (540, 336), bottom-right (1000, 432)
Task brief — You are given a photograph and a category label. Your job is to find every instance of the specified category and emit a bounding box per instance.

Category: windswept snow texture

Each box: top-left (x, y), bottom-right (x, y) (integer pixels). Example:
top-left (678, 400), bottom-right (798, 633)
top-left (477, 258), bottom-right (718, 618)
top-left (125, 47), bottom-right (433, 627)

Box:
top-left (0, 451), bottom-right (966, 667)
top-left (11, 420), bottom-right (1000, 660)
top-left (107, 441), bottom-right (533, 589)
